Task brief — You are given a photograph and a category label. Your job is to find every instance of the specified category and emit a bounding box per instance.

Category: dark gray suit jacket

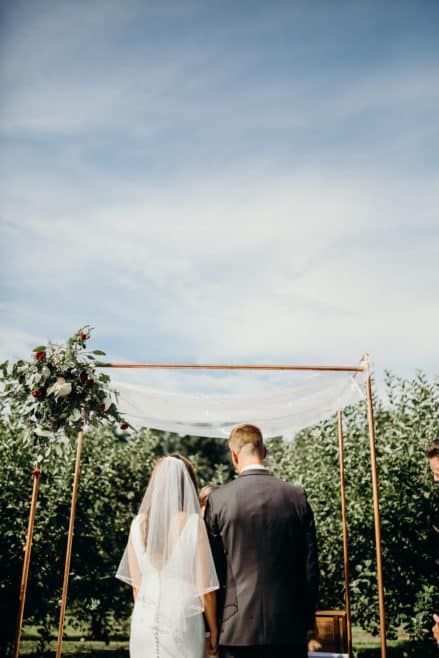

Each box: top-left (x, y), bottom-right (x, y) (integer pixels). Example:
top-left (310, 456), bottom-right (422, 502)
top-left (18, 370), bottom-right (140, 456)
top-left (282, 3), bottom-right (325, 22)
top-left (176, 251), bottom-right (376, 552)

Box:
top-left (204, 468), bottom-right (319, 647)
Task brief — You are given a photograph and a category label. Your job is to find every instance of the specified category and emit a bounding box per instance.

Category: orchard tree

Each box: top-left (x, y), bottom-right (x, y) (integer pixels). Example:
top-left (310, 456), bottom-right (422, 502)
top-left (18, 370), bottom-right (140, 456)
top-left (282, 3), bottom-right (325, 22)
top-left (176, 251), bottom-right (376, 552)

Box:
top-left (267, 372), bottom-right (439, 646)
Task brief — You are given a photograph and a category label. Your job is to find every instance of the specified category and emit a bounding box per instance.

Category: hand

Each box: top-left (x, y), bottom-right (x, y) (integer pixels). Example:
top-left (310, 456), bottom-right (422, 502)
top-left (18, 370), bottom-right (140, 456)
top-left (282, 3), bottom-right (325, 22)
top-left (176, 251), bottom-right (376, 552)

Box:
top-left (307, 627), bottom-right (322, 652)
top-left (433, 613), bottom-right (439, 645)
top-left (206, 630), bottom-right (218, 655)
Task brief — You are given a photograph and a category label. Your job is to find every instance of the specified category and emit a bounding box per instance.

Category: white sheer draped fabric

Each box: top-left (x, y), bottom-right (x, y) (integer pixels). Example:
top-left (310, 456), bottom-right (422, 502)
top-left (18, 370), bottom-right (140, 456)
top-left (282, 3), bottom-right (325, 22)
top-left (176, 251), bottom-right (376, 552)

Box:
top-left (111, 368), bottom-right (365, 439)
top-left (116, 457), bottom-right (219, 657)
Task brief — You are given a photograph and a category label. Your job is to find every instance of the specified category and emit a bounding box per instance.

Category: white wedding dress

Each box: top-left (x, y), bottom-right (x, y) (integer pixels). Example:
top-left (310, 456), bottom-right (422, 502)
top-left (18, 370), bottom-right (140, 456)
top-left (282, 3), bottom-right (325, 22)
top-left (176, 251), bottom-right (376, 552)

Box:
top-left (129, 513), bottom-right (205, 658)
top-left (116, 457), bottom-right (219, 658)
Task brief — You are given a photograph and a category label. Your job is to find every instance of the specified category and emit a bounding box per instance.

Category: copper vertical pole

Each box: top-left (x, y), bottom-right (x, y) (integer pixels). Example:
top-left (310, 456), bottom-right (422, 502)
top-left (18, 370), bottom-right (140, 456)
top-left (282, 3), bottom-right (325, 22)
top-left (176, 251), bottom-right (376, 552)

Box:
top-left (337, 411), bottom-right (352, 657)
top-left (14, 465), bottom-right (41, 658)
top-left (55, 430), bottom-right (84, 658)
top-left (365, 363), bottom-right (387, 658)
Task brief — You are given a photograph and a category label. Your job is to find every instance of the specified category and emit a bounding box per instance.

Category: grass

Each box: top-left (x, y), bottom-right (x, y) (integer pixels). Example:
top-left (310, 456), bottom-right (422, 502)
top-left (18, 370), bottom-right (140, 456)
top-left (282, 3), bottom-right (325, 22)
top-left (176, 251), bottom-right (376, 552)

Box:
top-left (17, 626), bottom-right (436, 658)
top-left (20, 641), bottom-right (128, 657)
top-left (19, 624), bottom-right (128, 657)
top-left (350, 627), bottom-right (436, 658)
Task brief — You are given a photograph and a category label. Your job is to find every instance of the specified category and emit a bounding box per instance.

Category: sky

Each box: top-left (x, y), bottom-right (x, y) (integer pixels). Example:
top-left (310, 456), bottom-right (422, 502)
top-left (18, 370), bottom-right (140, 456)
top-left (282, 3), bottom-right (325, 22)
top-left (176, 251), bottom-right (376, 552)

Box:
top-left (1, 0), bottom-right (438, 396)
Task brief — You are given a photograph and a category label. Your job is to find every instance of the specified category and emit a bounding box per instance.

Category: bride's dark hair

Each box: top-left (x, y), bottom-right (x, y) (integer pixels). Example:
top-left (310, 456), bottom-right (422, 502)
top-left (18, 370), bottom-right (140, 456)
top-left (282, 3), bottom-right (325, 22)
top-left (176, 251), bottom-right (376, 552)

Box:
top-left (167, 453), bottom-right (199, 492)
top-left (147, 453), bottom-right (198, 493)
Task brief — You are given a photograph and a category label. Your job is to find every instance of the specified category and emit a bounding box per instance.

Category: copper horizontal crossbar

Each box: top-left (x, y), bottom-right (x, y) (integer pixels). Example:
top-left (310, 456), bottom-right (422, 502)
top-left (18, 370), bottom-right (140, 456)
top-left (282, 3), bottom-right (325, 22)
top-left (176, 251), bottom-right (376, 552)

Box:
top-left (100, 363), bottom-right (365, 372)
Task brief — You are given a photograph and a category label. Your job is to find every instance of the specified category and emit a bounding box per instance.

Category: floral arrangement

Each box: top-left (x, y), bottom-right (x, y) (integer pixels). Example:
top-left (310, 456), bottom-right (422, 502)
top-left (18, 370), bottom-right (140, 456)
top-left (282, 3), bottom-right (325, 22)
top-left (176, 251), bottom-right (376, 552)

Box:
top-left (0, 326), bottom-right (129, 461)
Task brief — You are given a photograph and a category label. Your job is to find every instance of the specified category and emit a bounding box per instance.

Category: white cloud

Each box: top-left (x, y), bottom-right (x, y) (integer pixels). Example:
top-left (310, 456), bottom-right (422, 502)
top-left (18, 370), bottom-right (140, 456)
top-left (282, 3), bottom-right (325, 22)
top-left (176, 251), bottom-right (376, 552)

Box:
top-left (1, 164), bottom-right (437, 379)
top-left (2, 0), bottom-right (438, 148)
top-left (0, 326), bottom-right (45, 362)
top-left (1, 1), bottom-right (438, 390)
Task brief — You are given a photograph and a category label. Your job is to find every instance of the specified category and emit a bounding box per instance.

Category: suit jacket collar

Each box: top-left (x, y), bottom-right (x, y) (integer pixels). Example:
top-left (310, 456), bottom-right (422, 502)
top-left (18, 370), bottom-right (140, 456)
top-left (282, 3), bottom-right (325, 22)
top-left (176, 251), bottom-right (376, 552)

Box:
top-left (238, 468), bottom-right (273, 477)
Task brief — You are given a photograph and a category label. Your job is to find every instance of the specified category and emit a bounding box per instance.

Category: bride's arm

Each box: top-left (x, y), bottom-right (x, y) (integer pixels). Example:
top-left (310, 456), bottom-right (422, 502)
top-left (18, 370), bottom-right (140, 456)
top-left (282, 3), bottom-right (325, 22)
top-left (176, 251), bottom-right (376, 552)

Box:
top-left (193, 511), bottom-right (220, 653)
top-left (203, 590), bottom-right (218, 654)
top-left (128, 514), bottom-right (146, 602)
top-left (128, 539), bottom-right (138, 602)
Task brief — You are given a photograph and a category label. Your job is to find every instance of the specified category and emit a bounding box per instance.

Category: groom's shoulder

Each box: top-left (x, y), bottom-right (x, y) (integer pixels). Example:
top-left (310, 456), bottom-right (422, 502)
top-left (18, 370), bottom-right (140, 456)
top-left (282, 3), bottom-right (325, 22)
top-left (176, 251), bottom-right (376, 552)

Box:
top-left (207, 477), bottom-right (242, 505)
top-left (265, 475), bottom-right (312, 511)
top-left (210, 473), bottom-right (306, 499)
top-left (271, 474), bottom-right (307, 497)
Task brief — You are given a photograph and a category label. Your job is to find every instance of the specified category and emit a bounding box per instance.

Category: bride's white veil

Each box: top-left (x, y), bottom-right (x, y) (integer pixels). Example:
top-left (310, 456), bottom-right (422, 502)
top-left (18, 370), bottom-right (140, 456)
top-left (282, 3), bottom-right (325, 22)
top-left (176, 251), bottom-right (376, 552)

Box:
top-left (116, 455), bottom-right (218, 618)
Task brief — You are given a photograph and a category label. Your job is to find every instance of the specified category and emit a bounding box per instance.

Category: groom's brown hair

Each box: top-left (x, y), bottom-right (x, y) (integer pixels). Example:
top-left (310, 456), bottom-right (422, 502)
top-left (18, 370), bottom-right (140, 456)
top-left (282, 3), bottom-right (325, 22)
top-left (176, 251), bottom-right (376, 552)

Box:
top-left (426, 439), bottom-right (439, 459)
top-left (229, 423), bottom-right (264, 457)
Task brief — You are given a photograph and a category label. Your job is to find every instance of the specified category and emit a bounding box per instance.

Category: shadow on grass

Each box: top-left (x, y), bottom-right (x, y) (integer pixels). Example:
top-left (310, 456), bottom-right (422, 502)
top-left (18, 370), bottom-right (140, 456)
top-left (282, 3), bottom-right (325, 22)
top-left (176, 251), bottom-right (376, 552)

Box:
top-left (58, 649), bottom-right (129, 658)
top-left (20, 641), bottom-right (129, 657)
top-left (355, 640), bottom-right (437, 658)
top-left (20, 639), bottom-right (438, 658)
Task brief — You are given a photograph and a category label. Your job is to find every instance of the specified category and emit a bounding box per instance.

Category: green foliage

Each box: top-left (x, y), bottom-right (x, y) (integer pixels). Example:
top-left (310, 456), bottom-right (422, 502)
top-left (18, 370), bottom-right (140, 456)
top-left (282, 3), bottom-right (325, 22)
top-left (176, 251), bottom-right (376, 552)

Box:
top-left (0, 415), bottom-right (232, 655)
top-left (0, 412), bottom-right (35, 656)
top-left (0, 327), bottom-right (127, 464)
top-left (0, 418), bottom-right (163, 656)
top-left (0, 370), bottom-right (437, 656)
top-left (157, 431), bottom-right (234, 486)
top-left (68, 427), bottom-right (163, 642)
top-left (267, 371), bottom-right (439, 644)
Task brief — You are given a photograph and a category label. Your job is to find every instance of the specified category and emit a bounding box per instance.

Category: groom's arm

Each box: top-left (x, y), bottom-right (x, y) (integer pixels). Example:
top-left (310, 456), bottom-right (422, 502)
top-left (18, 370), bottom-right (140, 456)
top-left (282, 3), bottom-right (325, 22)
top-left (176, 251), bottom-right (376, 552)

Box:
top-left (302, 491), bottom-right (320, 630)
top-left (204, 497), bottom-right (226, 588)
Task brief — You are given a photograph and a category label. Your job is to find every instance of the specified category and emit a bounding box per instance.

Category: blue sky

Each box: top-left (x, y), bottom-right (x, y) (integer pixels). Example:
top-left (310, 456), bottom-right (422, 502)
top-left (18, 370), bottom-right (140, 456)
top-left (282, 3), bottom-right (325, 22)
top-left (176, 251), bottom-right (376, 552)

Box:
top-left (1, 0), bottom-right (438, 394)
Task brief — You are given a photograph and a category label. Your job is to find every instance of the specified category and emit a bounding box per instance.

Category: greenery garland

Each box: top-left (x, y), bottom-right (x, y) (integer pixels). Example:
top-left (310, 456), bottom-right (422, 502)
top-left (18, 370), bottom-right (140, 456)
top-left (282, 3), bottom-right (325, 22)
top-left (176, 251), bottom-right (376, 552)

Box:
top-left (0, 326), bottom-right (128, 462)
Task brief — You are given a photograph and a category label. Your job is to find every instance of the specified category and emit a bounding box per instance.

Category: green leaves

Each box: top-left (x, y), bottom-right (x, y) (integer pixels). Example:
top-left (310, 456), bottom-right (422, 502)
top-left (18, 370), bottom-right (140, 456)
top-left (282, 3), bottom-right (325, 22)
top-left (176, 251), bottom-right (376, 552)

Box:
top-left (0, 327), bottom-right (127, 464)
top-left (267, 371), bottom-right (439, 642)
top-left (1, 369), bottom-right (437, 650)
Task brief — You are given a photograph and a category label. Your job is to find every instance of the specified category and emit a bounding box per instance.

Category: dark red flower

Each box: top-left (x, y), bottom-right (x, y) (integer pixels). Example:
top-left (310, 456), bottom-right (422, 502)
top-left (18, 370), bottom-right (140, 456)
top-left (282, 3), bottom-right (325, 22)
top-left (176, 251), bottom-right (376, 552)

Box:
top-left (32, 390), bottom-right (43, 397)
top-left (79, 333), bottom-right (87, 341)
top-left (100, 403), bottom-right (106, 412)
top-left (80, 372), bottom-right (88, 383)
top-left (36, 351), bottom-right (46, 360)
top-left (120, 423), bottom-right (129, 430)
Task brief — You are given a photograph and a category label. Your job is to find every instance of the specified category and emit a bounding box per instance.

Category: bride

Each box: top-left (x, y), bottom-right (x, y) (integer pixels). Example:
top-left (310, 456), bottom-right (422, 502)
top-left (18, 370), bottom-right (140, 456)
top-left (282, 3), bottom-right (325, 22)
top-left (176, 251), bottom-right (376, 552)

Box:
top-left (116, 454), bottom-right (219, 657)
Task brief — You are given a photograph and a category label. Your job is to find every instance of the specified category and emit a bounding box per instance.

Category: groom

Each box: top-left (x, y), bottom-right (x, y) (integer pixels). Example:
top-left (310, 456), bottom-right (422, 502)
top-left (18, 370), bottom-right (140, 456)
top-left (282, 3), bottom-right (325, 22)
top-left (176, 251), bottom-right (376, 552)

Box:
top-left (204, 423), bottom-right (319, 658)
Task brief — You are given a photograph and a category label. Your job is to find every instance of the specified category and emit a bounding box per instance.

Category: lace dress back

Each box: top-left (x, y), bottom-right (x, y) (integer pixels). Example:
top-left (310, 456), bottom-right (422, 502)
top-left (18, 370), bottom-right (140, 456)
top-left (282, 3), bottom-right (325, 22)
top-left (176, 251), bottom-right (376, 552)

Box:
top-left (129, 512), bottom-right (205, 658)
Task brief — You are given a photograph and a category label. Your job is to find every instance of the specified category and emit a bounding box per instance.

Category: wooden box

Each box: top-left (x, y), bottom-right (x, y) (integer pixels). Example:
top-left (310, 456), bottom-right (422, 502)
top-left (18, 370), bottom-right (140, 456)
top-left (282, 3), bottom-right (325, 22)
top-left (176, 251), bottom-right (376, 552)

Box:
top-left (310, 610), bottom-right (348, 655)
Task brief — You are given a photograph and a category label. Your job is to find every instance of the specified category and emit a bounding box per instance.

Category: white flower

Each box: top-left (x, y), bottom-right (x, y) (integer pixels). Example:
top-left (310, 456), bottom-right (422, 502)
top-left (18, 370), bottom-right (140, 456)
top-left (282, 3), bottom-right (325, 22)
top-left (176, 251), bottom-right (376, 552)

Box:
top-left (57, 382), bottom-right (72, 397)
top-left (41, 366), bottom-right (51, 380)
top-left (68, 408), bottom-right (81, 422)
top-left (49, 377), bottom-right (72, 397)
top-left (101, 397), bottom-right (113, 411)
